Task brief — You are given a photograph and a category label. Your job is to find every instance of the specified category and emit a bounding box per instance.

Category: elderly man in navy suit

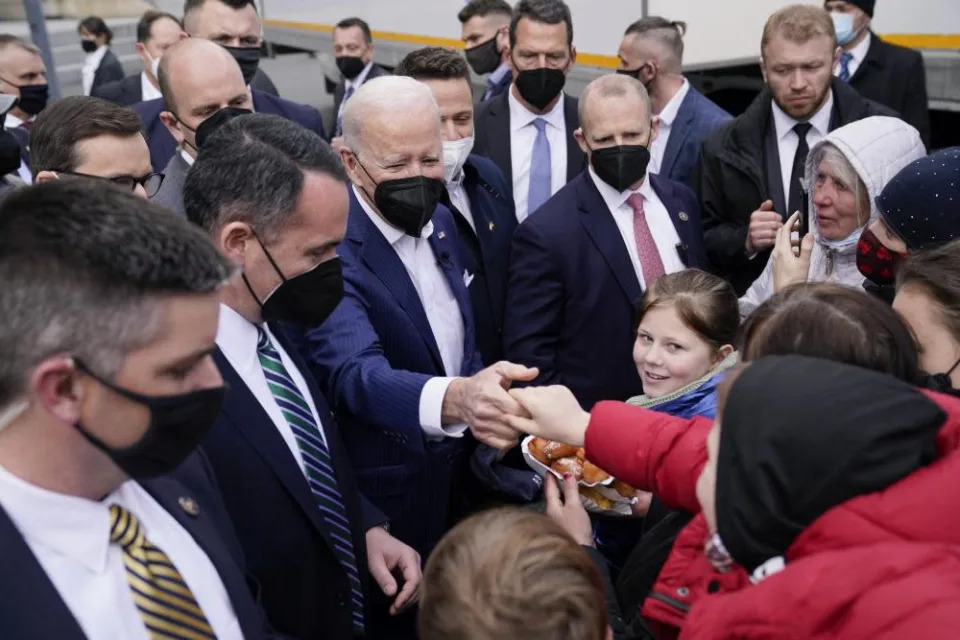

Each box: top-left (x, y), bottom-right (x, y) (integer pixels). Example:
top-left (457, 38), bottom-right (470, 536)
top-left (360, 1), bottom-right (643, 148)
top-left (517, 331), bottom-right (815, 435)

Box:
top-left (617, 17), bottom-right (731, 185)
top-left (300, 76), bottom-right (539, 564)
top-left (504, 73), bottom-right (707, 410)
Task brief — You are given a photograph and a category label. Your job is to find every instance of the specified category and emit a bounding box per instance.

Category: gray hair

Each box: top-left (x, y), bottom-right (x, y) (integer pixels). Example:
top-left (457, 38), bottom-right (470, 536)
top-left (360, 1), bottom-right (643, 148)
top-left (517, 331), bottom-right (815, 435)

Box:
top-left (341, 76), bottom-right (440, 155)
top-left (578, 73), bottom-right (651, 132)
top-left (809, 142), bottom-right (869, 228)
top-left (184, 113), bottom-right (347, 241)
top-left (0, 181), bottom-right (233, 410)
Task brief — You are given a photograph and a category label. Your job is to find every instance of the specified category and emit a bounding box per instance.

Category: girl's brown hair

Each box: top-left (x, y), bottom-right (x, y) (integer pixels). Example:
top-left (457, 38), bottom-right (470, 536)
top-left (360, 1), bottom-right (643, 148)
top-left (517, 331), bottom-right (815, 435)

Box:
top-left (635, 269), bottom-right (739, 349)
top-left (897, 238), bottom-right (960, 342)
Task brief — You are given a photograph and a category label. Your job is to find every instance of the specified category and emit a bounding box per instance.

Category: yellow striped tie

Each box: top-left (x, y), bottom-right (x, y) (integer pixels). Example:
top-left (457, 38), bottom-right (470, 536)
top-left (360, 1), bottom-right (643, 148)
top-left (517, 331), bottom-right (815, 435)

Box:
top-left (109, 504), bottom-right (217, 640)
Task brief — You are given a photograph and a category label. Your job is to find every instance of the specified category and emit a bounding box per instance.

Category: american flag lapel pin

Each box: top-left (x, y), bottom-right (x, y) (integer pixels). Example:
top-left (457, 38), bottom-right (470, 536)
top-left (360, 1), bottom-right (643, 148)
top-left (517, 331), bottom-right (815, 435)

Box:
top-left (489, 221), bottom-right (496, 231)
top-left (438, 230), bottom-right (446, 240)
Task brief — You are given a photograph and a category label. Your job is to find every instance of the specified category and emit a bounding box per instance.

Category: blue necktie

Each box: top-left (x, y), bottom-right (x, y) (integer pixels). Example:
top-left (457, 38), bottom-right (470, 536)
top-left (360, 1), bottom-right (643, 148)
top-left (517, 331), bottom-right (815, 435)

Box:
top-left (838, 52), bottom-right (853, 82)
top-left (256, 327), bottom-right (365, 635)
top-left (527, 118), bottom-right (552, 216)
top-left (336, 85), bottom-right (355, 137)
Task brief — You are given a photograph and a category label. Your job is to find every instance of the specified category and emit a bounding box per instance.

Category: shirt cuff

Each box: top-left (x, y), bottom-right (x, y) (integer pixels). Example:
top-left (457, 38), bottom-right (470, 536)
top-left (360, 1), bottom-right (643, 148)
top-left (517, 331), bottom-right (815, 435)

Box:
top-left (420, 377), bottom-right (468, 441)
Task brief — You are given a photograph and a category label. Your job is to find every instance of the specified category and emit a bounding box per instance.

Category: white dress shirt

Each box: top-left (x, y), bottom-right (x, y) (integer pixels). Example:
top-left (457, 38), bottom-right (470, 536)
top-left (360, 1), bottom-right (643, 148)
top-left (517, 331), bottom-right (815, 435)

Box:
top-left (649, 78), bottom-right (690, 175)
top-left (588, 166), bottom-right (685, 290)
top-left (354, 185), bottom-right (468, 440)
top-left (216, 304), bottom-right (328, 475)
top-left (0, 464), bottom-right (242, 640)
top-left (446, 170), bottom-right (476, 234)
top-left (82, 45), bottom-right (109, 96)
top-left (770, 90), bottom-right (834, 208)
top-left (336, 61), bottom-right (374, 128)
top-left (181, 148), bottom-right (196, 167)
top-left (140, 70), bottom-right (162, 102)
top-left (834, 31), bottom-right (871, 80)
top-left (4, 112), bottom-right (32, 183)
top-left (508, 88), bottom-right (568, 223)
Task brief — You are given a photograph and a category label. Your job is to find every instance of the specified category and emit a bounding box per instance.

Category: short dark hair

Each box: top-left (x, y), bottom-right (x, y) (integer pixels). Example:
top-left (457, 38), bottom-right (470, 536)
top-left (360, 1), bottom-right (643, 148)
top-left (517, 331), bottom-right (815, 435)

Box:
top-left (740, 283), bottom-right (920, 383)
top-left (0, 181), bottom-right (232, 408)
top-left (30, 96), bottom-right (144, 174)
top-left (183, 0), bottom-right (256, 17)
top-left (897, 238), bottom-right (960, 342)
top-left (457, 0), bottom-right (512, 24)
top-left (395, 47), bottom-right (470, 81)
top-left (137, 10), bottom-right (183, 44)
top-left (335, 17), bottom-right (372, 43)
top-left (624, 16), bottom-right (687, 72)
top-left (78, 16), bottom-right (112, 43)
top-left (185, 114), bottom-right (348, 240)
top-left (510, 0), bottom-right (574, 48)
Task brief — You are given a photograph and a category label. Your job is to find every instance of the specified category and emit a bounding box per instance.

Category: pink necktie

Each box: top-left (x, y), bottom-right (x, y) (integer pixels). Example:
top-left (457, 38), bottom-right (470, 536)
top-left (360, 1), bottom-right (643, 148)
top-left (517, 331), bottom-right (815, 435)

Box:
top-left (627, 193), bottom-right (665, 284)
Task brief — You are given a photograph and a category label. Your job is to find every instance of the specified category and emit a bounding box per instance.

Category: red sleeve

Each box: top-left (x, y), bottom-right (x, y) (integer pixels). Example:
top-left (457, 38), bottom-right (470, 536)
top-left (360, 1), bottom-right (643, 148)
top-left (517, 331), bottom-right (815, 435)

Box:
top-left (583, 401), bottom-right (711, 512)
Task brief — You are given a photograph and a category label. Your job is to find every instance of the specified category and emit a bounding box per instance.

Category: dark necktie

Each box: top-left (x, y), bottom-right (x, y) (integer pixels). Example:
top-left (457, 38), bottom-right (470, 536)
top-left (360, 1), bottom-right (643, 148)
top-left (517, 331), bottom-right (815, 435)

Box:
top-left (838, 52), bottom-right (853, 82)
top-left (787, 122), bottom-right (812, 217)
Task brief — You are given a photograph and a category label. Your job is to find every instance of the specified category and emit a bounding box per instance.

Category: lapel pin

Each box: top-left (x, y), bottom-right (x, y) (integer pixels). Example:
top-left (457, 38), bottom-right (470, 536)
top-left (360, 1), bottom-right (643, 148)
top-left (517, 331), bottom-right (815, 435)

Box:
top-left (489, 221), bottom-right (496, 232)
top-left (438, 230), bottom-right (446, 240)
top-left (678, 211), bottom-right (689, 222)
top-left (178, 496), bottom-right (200, 517)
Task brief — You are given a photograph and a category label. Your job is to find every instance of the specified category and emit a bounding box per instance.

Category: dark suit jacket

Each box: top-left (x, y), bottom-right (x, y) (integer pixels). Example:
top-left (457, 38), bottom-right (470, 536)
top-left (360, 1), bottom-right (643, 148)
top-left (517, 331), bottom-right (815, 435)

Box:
top-left (150, 151), bottom-right (189, 215)
top-left (659, 86), bottom-right (731, 186)
top-left (92, 72), bottom-right (143, 106)
top-left (91, 49), bottom-right (125, 96)
top-left (206, 326), bottom-right (385, 640)
top-left (503, 171), bottom-right (706, 410)
top-left (133, 90), bottom-right (327, 172)
top-left (473, 91), bottom-right (586, 188)
top-left (300, 191), bottom-right (484, 557)
top-left (332, 63), bottom-right (391, 138)
top-left (0, 451), bottom-right (280, 639)
top-left (849, 32), bottom-right (930, 146)
top-left (443, 154), bottom-right (517, 366)
top-left (481, 69), bottom-right (512, 102)
top-left (250, 67), bottom-right (279, 97)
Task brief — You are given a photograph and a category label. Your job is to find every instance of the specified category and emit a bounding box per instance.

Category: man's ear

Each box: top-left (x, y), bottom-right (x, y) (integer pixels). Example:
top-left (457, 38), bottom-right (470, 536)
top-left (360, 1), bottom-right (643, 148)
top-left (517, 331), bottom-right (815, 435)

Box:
top-left (159, 110), bottom-right (181, 141)
top-left (759, 55), bottom-right (768, 84)
top-left (573, 127), bottom-right (590, 156)
top-left (29, 356), bottom-right (85, 427)
top-left (219, 221), bottom-right (255, 268)
top-left (35, 170), bottom-right (58, 184)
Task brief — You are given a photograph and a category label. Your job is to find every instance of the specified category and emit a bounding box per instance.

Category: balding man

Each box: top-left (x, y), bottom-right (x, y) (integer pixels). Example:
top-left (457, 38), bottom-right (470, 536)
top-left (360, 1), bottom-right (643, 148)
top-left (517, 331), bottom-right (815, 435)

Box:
top-left (0, 35), bottom-right (48, 184)
top-left (132, 0), bottom-right (325, 170)
top-left (299, 76), bottom-right (539, 566)
top-left (504, 73), bottom-right (706, 410)
top-left (617, 17), bottom-right (730, 184)
top-left (147, 39), bottom-right (252, 215)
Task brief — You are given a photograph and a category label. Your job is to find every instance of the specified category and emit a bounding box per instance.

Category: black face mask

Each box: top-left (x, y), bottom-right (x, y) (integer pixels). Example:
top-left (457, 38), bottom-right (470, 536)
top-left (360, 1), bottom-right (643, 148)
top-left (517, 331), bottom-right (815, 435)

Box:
top-left (222, 45), bottom-right (261, 86)
top-left (195, 106), bottom-right (252, 148)
top-left (513, 66), bottom-right (567, 111)
top-left (465, 37), bottom-right (501, 75)
top-left (354, 155), bottom-right (444, 237)
top-left (81, 39), bottom-right (98, 53)
top-left (74, 360), bottom-right (226, 479)
top-left (616, 67), bottom-right (641, 80)
top-left (243, 235), bottom-right (345, 328)
top-left (5, 82), bottom-right (49, 116)
top-left (588, 139), bottom-right (652, 192)
top-left (336, 56), bottom-right (366, 80)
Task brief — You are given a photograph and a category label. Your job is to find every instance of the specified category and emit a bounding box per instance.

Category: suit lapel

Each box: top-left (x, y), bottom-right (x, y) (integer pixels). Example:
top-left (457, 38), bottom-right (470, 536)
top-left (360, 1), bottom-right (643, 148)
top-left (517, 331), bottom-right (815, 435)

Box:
top-left (660, 91), bottom-right (695, 178)
top-left (850, 32), bottom-right (883, 84)
top-left (426, 217), bottom-right (476, 376)
top-left (488, 94), bottom-right (513, 181)
top-left (563, 95), bottom-right (584, 182)
top-left (576, 175), bottom-right (643, 303)
top-left (649, 174), bottom-right (695, 266)
top-left (0, 505), bottom-right (86, 638)
top-left (212, 349), bottom-right (340, 553)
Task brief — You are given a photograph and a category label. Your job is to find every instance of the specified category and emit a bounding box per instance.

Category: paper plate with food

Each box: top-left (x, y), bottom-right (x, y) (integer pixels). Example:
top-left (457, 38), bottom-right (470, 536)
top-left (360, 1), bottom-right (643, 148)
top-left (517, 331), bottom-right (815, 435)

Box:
top-left (521, 435), bottom-right (637, 516)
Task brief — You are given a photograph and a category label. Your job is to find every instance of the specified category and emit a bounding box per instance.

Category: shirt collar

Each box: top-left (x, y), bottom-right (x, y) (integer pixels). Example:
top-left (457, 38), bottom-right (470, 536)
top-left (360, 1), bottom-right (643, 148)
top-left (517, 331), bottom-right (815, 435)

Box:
top-left (180, 148), bottom-right (196, 167)
top-left (587, 164), bottom-right (651, 211)
top-left (657, 78), bottom-right (690, 127)
top-left (0, 463), bottom-right (128, 573)
top-left (771, 88), bottom-right (834, 142)
top-left (508, 85), bottom-right (566, 133)
top-left (488, 61), bottom-right (511, 85)
top-left (346, 61), bottom-right (375, 91)
top-left (141, 71), bottom-right (162, 102)
top-left (216, 302), bottom-right (259, 352)
top-left (84, 45), bottom-right (108, 68)
top-left (352, 183), bottom-right (434, 246)
top-left (847, 31), bottom-right (871, 65)
top-left (4, 112), bottom-right (25, 129)
top-left (446, 169), bottom-right (465, 191)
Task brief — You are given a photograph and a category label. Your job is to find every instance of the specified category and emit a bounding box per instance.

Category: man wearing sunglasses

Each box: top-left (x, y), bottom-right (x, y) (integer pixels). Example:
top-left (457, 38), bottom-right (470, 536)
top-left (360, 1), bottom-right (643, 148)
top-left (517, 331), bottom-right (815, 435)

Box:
top-left (31, 96), bottom-right (162, 199)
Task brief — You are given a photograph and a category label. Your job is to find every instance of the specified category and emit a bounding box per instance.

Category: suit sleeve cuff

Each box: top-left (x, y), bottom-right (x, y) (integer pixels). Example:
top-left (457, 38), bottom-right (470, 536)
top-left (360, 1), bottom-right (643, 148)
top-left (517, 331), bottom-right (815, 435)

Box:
top-left (420, 377), bottom-right (468, 440)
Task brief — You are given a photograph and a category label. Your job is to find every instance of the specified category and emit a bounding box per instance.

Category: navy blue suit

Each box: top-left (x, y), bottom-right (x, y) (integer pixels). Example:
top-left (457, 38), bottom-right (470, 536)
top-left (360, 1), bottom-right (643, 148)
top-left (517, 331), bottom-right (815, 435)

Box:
top-left (503, 171), bottom-right (706, 409)
top-left (205, 325), bottom-right (385, 640)
top-left (658, 86), bottom-right (731, 186)
top-left (442, 154), bottom-right (517, 365)
top-left (132, 90), bottom-right (327, 172)
top-left (0, 451), bottom-right (282, 639)
top-left (300, 190), bottom-right (483, 557)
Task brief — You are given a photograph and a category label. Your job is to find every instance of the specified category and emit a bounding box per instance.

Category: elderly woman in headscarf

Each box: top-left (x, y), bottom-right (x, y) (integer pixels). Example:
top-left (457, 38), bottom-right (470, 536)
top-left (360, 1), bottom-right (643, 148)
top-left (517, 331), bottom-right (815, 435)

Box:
top-left (739, 116), bottom-right (925, 317)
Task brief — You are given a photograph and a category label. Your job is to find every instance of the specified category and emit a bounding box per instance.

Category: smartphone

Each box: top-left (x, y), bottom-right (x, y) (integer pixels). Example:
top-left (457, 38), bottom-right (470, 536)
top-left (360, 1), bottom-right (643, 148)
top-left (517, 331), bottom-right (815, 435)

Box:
top-left (796, 178), bottom-right (809, 239)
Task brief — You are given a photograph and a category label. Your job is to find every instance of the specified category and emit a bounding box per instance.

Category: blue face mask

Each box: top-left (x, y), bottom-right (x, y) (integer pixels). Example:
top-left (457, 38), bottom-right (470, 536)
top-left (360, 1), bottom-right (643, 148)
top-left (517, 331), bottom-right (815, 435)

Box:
top-left (831, 12), bottom-right (857, 46)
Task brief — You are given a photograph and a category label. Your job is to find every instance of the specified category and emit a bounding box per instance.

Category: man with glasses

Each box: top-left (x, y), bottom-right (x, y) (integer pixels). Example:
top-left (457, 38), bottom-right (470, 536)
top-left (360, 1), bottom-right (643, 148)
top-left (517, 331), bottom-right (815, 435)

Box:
top-left (32, 96), bottom-right (162, 200)
top-left (473, 0), bottom-right (585, 223)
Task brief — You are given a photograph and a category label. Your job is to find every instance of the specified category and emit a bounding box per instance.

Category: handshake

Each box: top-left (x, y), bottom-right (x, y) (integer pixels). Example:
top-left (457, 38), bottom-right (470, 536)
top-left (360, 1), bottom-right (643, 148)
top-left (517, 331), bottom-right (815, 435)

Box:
top-left (441, 361), bottom-right (591, 451)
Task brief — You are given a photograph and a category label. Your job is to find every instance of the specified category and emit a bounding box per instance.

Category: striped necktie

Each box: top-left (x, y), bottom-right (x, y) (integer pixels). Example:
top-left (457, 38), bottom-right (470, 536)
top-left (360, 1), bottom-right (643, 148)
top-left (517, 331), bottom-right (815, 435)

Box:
top-left (255, 327), bottom-right (365, 634)
top-left (838, 51), bottom-right (853, 82)
top-left (109, 504), bottom-right (217, 640)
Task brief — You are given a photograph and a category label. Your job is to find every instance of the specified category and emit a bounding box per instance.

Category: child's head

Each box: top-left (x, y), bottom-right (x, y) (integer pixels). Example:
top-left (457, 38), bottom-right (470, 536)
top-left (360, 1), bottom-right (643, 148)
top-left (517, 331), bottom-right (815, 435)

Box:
top-left (419, 508), bottom-right (610, 640)
top-left (633, 269), bottom-right (739, 398)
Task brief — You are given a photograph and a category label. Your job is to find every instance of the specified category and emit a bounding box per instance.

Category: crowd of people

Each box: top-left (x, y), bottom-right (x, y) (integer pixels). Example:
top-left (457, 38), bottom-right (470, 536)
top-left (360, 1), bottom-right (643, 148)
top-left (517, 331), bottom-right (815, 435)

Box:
top-left (0, 0), bottom-right (957, 638)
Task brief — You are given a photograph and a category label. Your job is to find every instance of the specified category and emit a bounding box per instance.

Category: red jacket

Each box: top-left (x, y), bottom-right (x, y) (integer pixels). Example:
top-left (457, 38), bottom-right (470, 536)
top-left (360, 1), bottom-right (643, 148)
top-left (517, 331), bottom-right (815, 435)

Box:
top-left (585, 392), bottom-right (960, 639)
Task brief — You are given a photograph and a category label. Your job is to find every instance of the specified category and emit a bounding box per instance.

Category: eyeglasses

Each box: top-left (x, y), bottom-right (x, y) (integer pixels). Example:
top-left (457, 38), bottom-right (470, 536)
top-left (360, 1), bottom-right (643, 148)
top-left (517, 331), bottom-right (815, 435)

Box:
top-left (58, 171), bottom-right (165, 197)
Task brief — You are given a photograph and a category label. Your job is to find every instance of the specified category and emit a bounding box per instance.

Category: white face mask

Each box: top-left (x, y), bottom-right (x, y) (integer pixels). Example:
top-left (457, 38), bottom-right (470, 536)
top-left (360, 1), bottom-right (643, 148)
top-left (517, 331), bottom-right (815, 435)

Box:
top-left (442, 136), bottom-right (474, 184)
top-left (831, 12), bottom-right (858, 46)
top-left (144, 50), bottom-right (160, 79)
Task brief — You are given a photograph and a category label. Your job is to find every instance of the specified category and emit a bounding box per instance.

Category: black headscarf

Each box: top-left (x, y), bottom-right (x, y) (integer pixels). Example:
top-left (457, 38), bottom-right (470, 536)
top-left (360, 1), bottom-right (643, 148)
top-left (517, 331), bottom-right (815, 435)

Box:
top-left (715, 355), bottom-right (945, 573)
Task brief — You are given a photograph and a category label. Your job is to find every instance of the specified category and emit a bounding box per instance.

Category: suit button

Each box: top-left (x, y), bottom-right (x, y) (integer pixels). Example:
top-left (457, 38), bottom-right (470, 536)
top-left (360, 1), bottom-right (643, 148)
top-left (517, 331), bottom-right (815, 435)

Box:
top-left (337, 592), bottom-right (348, 607)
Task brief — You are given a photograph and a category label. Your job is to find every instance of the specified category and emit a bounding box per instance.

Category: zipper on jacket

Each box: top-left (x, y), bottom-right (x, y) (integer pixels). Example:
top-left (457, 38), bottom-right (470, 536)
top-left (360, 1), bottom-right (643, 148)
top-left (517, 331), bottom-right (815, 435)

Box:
top-left (648, 591), bottom-right (691, 613)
